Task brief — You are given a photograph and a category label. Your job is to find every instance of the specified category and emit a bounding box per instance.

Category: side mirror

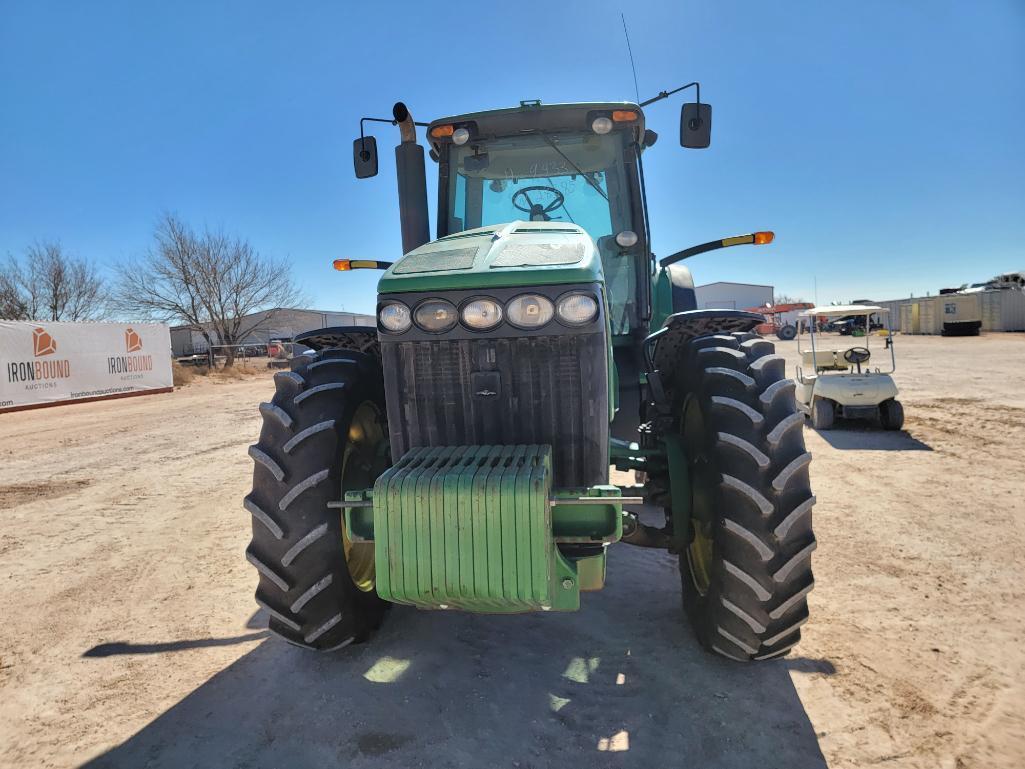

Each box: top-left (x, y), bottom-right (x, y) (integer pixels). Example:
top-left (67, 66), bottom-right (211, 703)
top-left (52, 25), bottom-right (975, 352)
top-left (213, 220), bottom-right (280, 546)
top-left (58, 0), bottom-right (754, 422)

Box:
top-left (680, 102), bottom-right (712, 149)
top-left (353, 136), bottom-right (379, 179)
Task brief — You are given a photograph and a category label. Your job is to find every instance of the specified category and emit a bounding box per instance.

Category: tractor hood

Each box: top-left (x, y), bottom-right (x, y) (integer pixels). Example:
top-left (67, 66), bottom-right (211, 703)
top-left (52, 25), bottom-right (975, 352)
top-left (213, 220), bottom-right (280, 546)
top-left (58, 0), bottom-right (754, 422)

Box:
top-left (376, 221), bottom-right (604, 293)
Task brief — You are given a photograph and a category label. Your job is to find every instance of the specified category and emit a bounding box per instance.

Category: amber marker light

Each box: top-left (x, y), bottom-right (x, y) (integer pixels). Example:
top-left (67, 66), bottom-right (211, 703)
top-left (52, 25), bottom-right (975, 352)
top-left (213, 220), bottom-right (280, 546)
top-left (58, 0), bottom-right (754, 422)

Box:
top-left (611, 110), bottom-right (638, 122)
top-left (430, 124), bottom-right (455, 138)
top-left (333, 259), bottom-right (393, 271)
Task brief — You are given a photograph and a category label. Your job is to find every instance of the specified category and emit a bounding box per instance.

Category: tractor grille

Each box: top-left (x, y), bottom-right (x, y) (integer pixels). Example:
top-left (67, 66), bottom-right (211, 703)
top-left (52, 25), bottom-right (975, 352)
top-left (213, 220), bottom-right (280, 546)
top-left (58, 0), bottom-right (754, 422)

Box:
top-left (381, 333), bottom-right (608, 487)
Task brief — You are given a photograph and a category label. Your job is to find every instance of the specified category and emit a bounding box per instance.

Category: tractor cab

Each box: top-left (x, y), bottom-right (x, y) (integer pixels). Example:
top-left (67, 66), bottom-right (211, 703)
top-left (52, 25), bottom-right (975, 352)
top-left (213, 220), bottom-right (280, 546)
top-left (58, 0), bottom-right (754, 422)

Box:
top-left (426, 102), bottom-right (652, 337)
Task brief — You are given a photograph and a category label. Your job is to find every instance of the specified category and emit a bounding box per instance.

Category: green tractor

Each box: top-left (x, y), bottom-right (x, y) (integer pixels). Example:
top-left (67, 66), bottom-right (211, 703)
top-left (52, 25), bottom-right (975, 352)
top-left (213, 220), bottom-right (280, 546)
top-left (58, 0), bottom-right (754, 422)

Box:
top-left (244, 86), bottom-right (816, 661)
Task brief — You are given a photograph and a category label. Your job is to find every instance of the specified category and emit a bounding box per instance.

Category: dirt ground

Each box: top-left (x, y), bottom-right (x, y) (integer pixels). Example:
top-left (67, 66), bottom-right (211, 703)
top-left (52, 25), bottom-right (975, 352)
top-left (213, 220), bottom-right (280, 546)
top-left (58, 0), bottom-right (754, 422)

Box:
top-left (1, 333), bottom-right (1023, 769)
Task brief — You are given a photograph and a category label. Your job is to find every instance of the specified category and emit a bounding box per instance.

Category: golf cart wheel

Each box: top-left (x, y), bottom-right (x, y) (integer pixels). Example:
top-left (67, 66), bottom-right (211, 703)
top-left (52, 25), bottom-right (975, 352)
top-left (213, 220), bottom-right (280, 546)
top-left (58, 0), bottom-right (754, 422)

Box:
top-left (777, 324), bottom-right (798, 341)
top-left (673, 334), bottom-right (816, 661)
top-left (244, 349), bottom-right (390, 650)
top-left (811, 398), bottom-right (835, 430)
top-left (880, 398), bottom-right (904, 430)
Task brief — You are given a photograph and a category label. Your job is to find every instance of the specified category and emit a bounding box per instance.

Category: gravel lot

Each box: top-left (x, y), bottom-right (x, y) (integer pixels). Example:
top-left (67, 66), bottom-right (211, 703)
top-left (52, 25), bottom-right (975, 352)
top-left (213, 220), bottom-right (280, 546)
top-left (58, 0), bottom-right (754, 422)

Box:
top-left (1, 333), bottom-right (1023, 768)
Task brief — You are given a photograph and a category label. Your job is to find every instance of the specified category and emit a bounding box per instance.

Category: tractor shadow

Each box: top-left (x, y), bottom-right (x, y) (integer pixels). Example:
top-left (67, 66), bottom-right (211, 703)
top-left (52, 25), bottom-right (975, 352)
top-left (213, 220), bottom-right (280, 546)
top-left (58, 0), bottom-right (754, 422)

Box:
top-left (82, 632), bottom-right (269, 657)
top-left (81, 541), bottom-right (832, 769)
top-left (813, 426), bottom-right (932, 452)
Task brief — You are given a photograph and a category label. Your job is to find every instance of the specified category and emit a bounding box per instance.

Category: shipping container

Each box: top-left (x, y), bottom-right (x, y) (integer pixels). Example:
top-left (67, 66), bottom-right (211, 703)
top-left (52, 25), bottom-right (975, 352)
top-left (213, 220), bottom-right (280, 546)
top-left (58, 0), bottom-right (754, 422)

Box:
top-left (877, 290), bottom-right (1023, 334)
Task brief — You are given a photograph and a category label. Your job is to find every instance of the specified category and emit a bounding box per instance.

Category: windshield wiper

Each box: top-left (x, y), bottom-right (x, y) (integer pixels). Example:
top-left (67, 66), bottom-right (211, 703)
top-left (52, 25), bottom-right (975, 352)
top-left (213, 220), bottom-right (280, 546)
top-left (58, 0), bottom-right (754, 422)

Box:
top-left (540, 134), bottom-right (608, 201)
top-left (546, 176), bottom-right (576, 223)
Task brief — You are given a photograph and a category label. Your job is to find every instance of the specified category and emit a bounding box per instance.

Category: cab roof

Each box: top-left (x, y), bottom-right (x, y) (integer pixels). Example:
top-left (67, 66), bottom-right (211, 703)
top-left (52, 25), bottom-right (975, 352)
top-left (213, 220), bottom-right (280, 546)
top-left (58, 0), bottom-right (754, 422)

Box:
top-left (426, 100), bottom-right (646, 154)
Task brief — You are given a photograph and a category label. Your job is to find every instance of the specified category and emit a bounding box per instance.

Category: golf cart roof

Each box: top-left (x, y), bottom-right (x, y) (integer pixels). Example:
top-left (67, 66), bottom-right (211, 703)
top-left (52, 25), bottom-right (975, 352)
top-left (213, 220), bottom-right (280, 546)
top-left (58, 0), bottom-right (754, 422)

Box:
top-left (803, 304), bottom-right (888, 318)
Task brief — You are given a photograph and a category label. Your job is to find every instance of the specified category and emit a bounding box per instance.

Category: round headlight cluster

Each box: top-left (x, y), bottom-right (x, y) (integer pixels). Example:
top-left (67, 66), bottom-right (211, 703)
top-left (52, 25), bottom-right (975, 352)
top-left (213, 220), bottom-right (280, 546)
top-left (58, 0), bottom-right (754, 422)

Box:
top-left (556, 293), bottom-right (599, 325)
top-left (461, 298), bottom-right (503, 330)
top-left (413, 299), bottom-right (458, 333)
top-left (507, 294), bottom-right (555, 329)
top-left (378, 302), bottom-right (412, 332)
top-left (379, 292), bottom-right (599, 333)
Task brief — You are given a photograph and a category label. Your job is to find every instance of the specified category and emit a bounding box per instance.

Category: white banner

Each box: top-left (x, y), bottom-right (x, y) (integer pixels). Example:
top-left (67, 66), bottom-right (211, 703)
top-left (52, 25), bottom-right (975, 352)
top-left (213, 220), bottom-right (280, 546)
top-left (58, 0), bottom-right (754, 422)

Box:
top-left (0, 321), bottom-right (173, 413)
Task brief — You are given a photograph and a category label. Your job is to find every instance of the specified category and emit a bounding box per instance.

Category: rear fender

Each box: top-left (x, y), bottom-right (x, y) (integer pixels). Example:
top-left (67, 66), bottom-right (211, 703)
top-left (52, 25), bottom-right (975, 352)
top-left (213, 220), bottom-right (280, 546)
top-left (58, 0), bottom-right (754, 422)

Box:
top-left (644, 310), bottom-right (764, 374)
top-left (293, 326), bottom-right (380, 359)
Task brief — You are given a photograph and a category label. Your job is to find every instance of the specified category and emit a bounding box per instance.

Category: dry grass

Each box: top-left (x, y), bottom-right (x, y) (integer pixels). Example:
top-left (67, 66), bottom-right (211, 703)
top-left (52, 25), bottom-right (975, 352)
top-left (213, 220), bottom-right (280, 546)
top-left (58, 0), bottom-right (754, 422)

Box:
top-left (171, 362), bottom-right (197, 387)
top-left (173, 359), bottom-right (274, 388)
top-left (210, 366), bottom-right (248, 381)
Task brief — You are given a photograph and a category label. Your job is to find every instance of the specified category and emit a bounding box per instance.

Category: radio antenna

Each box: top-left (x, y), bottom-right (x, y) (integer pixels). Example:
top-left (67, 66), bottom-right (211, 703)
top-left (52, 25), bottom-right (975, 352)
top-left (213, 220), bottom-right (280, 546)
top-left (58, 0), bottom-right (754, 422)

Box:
top-left (621, 13), bottom-right (640, 103)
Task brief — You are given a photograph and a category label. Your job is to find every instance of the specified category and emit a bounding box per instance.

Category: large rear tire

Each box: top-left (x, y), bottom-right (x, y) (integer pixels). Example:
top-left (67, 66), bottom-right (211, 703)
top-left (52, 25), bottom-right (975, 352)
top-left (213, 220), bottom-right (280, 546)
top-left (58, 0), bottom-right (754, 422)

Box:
top-left (671, 333), bottom-right (816, 661)
top-left (244, 349), bottom-right (390, 650)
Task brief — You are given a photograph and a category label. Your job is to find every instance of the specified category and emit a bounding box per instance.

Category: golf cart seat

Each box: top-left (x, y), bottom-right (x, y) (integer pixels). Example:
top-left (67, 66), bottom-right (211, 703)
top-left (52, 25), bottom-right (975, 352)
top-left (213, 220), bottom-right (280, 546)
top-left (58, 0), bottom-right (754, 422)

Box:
top-left (802, 349), bottom-right (848, 371)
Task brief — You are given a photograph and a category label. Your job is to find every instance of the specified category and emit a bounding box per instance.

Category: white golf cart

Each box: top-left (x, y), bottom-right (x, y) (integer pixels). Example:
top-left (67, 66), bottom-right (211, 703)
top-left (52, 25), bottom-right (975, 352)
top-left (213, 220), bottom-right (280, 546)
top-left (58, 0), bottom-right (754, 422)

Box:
top-left (795, 305), bottom-right (904, 430)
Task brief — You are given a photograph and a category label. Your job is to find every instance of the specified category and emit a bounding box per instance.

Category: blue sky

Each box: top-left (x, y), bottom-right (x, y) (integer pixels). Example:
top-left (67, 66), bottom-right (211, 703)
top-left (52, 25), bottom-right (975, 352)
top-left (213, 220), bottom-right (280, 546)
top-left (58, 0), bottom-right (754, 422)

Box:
top-left (1, 1), bottom-right (1022, 313)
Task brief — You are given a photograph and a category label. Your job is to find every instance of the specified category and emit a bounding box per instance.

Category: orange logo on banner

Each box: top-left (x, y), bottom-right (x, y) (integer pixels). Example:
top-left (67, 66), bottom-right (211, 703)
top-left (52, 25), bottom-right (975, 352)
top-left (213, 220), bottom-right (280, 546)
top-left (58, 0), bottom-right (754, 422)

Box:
top-left (33, 327), bottom-right (57, 356)
top-left (125, 328), bottom-right (143, 353)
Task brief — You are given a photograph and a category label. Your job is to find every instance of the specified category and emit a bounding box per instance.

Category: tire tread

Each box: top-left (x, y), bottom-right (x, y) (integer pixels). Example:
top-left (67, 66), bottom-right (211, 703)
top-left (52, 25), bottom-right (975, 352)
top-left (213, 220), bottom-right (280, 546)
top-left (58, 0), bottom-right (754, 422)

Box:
top-left (668, 333), bottom-right (816, 661)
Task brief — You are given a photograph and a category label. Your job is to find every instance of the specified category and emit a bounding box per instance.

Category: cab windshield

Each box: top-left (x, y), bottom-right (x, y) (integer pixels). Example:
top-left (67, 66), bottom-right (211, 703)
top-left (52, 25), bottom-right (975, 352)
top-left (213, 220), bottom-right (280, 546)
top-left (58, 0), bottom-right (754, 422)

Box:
top-left (445, 131), bottom-right (640, 333)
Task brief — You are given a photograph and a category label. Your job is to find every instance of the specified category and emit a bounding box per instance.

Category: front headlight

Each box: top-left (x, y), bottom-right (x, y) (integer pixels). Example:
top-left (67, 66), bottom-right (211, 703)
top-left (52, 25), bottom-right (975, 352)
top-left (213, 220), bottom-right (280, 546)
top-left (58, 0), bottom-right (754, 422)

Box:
top-left (413, 299), bottom-right (458, 333)
top-left (556, 293), bottom-right (598, 325)
top-left (379, 302), bottom-right (412, 333)
top-left (461, 298), bottom-right (503, 330)
top-left (507, 294), bottom-right (555, 329)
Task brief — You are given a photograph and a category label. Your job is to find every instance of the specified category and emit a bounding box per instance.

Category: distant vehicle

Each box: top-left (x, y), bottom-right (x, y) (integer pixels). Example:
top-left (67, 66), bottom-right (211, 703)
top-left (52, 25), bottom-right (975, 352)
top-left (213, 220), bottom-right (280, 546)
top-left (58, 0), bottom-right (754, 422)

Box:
top-left (829, 314), bottom-right (884, 336)
top-left (266, 340), bottom-right (291, 359)
top-left (795, 305), bottom-right (903, 430)
top-left (745, 301), bottom-right (814, 340)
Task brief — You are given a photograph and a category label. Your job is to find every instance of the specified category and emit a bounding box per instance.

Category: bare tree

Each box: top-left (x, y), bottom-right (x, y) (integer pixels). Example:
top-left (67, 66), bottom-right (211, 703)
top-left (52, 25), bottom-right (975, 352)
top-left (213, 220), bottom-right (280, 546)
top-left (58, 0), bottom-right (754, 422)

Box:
top-left (773, 294), bottom-right (807, 306)
top-left (114, 214), bottom-right (303, 366)
top-left (2, 243), bottom-right (109, 321)
top-left (1, 258), bottom-right (29, 320)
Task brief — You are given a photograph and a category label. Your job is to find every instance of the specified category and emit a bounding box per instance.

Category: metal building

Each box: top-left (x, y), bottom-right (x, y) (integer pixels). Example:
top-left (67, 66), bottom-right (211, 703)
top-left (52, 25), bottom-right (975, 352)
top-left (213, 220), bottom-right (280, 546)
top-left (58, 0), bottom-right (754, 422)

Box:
top-left (694, 282), bottom-right (774, 312)
top-left (170, 307), bottom-right (374, 356)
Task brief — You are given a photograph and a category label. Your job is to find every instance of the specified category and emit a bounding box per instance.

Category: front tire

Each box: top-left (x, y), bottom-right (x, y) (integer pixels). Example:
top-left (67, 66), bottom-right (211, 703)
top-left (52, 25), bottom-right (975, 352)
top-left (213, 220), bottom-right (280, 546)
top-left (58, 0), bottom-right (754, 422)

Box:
top-left (811, 397), bottom-right (835, 430)
top-left (880, 398), bottom-right (904, 430)
top-left (671, 333), bottom-right (816, 661)
top-left (244, 349), bottom-right (390, 650)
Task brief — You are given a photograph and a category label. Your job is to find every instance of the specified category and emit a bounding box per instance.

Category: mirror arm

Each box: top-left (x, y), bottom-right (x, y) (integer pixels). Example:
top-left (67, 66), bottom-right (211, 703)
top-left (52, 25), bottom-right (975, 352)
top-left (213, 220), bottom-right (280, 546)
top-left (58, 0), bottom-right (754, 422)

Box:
top-left (658, 232), bottom-right (772, 268)
top-left (640, 81), bottom-right (700, 108)
top-left (659, 239), bottom-right (722, 267)
top-left (358, 116), bottom-right (430, 150)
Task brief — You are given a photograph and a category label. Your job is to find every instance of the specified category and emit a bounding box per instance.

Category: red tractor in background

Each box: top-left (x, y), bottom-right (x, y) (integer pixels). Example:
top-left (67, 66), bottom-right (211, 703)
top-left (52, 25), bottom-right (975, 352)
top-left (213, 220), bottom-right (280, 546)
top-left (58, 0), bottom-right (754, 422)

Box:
top-left (745, 302), bottom-right (815, 341)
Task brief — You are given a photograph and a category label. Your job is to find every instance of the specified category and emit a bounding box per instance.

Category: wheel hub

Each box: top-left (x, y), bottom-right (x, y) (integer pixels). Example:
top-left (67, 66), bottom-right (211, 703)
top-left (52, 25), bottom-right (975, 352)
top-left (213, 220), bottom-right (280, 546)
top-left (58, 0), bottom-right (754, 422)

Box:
top-left (341, 401), bottom-right (389, 592)
top-left (682, 394), bottom-right (716, 596)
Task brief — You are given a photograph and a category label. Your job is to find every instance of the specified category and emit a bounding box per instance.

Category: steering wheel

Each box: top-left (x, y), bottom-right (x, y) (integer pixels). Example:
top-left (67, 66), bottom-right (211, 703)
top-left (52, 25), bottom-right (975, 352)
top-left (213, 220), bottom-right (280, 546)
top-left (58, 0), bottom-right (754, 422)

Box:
top-left (511, 185), bottom-right (565, 221)
top-left (843, 346), bottom-right (871, 365)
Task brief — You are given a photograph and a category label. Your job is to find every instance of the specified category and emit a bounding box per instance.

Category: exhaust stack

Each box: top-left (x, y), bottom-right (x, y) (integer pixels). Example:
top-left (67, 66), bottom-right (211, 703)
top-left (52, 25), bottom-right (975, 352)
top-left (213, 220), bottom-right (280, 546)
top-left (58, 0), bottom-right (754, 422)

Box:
top-left (392, 102), bottom-right (430, 254)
